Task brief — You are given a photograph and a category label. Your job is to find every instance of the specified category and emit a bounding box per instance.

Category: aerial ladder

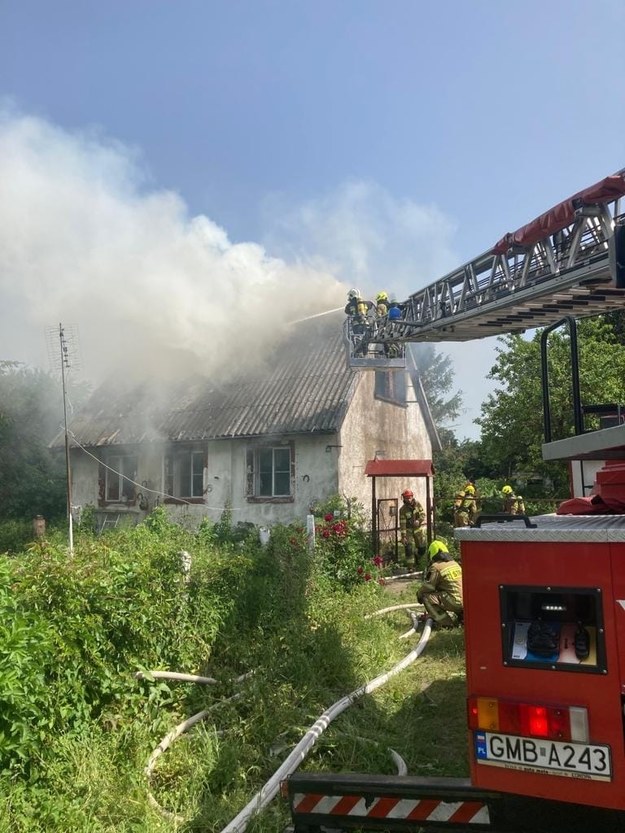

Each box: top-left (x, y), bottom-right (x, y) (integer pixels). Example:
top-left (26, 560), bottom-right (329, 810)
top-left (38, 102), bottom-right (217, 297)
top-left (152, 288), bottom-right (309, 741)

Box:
top-left (345, 169), bottom-right (625, 369)
top-left (288, 169), bottom-right (625, 833)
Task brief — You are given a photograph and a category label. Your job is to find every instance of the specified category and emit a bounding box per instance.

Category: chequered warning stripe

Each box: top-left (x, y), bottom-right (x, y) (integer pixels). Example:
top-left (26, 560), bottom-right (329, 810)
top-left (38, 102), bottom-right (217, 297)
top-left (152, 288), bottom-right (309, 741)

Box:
top-left (293, 792), bottom-right (490, 824)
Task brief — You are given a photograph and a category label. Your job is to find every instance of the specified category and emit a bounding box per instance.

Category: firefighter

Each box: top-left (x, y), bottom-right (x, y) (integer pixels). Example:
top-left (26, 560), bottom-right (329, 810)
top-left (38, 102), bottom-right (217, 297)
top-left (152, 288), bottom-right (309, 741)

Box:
top-left (501, 484), bottom-right (526, 515)
top-left (417, 543), bottom-right (463, 629)
top-left (375, 290), bottom-right (389, 317)
top-left (399, 488), bottom-right (427, 566)
top-left (344, 288), bottom-right (373, 334)
top-left (426, 537), bottom-right (449, 563)
top-left (453, 484), bottom-right (478, 527)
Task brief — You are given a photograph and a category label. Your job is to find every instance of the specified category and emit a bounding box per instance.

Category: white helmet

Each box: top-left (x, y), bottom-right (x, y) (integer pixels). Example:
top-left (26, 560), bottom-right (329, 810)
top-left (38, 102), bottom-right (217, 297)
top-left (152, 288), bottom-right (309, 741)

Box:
top-left (348, 288), bottom-right (361, 299)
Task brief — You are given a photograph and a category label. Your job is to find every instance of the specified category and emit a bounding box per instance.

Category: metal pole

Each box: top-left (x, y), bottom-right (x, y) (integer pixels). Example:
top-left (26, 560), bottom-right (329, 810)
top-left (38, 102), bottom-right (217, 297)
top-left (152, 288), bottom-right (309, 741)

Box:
top-left (60, 324), bottom-right (74, 555)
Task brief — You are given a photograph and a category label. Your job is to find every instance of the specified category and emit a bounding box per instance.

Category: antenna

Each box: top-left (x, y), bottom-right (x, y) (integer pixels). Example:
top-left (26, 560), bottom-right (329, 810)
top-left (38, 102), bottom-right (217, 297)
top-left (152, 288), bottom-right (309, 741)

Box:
top-left (46, 324), bottom-right (81, 555)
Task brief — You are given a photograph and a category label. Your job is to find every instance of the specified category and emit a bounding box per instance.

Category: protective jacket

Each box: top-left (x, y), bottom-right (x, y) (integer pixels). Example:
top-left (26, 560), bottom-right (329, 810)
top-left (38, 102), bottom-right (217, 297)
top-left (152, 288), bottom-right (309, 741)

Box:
top-left (503, 493), bottom-right (525, 515)
top-left (418, 558), bottom-right (463, 608)
top-left (399, 499), bottom-right (425, 533)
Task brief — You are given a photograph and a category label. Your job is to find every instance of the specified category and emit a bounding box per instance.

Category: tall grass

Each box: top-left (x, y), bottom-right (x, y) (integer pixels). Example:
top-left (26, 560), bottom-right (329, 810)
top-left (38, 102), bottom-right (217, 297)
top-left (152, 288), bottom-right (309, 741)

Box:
top-left (1, 507), bottom-right (467, 832)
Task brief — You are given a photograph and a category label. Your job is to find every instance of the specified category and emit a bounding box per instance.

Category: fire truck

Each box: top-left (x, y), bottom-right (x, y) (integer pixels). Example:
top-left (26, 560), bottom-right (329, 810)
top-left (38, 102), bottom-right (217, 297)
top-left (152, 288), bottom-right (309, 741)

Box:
top-left (286, 170), bottom-right (625, 832)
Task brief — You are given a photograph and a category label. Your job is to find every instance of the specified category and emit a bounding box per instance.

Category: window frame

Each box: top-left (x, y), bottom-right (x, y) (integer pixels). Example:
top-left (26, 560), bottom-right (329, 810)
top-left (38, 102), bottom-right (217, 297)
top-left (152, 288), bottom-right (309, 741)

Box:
top-left (374, 369), bottom-right (407, 407)
top-left (246, 441), bottom-right (295, 503)
top-left (100, 451), bottom-right (138, 505)
top-left (163, 445), bottom-right (207, 503)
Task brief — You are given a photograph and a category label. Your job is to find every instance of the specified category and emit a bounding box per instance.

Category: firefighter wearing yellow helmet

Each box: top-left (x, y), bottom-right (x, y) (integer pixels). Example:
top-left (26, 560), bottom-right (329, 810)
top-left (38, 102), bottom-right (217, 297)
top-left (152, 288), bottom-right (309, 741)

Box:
top-left (375, 290), bottom-right (390, 317)
top-left (453, 483), bottom-right (478, 527)
top-left (399, 488), bottom-right (427, 567)
top-left (501, 485), bottom-right (525, 515)
top-left (417, 541), bottom-right (463, 629)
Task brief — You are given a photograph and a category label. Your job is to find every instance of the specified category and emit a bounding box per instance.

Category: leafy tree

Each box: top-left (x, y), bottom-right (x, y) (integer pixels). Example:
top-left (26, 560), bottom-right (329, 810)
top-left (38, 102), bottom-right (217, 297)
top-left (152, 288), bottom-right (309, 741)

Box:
top-left (411, 343), bottom-right (463, 427)
top-left (0, 362), bottom-right (90, 522)
top-left (475, 316), bottom-right (625, 495)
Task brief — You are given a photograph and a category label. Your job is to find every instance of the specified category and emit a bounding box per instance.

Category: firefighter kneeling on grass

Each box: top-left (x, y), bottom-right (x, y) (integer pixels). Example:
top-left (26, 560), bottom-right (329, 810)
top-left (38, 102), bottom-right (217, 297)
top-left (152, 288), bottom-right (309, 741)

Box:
top-left (399, 489), bottom-right (427, 567)
top-left (417, 540), bottom-right (464, 629)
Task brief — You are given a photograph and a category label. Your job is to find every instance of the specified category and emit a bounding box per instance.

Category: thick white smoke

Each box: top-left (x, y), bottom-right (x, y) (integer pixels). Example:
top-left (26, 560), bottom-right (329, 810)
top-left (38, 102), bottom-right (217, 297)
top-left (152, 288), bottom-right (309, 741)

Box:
top-left (0, 108), bottom-right (345, 382)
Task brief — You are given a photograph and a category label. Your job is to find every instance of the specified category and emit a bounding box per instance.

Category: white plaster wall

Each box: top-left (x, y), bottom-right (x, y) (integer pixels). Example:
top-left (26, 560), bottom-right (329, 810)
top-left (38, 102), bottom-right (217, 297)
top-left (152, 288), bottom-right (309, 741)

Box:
top-left (165, 434), bottom-right (340, 529)
top-left (70, 451), bottom-right (100, 508)
top-left (70, 371), bottom-right (432, 532)
top-left (337, 372), bottom-right (432, 515)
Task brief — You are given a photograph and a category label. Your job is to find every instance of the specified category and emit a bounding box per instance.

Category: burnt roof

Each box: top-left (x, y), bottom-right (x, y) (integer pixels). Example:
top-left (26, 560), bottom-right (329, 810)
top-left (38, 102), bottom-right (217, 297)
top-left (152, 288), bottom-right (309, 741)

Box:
top-left (62, 314), bottom-right (360, 447)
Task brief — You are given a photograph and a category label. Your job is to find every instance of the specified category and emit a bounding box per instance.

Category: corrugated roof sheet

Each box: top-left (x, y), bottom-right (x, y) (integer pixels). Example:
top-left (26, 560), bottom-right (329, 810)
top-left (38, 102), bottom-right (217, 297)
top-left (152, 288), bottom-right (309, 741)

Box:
top-left (63, 314), bottom-right (359, 447)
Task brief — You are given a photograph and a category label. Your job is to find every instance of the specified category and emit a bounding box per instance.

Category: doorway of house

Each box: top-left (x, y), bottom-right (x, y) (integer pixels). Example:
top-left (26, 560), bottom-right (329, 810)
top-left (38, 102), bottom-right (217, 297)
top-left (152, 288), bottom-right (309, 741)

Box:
top-left (376, 498), bottom-right (399, 564)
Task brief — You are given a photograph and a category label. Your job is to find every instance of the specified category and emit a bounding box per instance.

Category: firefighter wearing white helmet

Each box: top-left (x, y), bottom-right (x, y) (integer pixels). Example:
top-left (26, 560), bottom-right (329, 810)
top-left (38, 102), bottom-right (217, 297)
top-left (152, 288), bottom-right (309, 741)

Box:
top-left (501, 484), bottom-right (525, 515)
top-left (344, 288), bottom-right (373, 335)
top-left (399, 488), bottom-right (427, 567)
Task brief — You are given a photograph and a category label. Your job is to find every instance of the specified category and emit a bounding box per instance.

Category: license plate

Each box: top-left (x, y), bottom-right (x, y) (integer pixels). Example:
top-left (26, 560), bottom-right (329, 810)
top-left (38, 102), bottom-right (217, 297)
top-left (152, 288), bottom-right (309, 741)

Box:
top-left (475, 732), bottom-right (611, 781)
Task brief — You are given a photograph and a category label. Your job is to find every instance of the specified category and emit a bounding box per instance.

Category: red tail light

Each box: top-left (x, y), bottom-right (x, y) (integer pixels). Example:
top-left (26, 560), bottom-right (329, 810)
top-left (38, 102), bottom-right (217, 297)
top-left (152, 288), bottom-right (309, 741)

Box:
top-left (468, 697), bottom-right (586, 742)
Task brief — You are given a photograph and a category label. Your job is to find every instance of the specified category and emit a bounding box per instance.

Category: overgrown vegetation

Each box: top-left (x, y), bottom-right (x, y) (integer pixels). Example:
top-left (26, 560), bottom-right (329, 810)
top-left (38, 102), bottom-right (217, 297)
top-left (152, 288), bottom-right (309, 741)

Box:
top-left (0, 504), bottom-right (466, 832)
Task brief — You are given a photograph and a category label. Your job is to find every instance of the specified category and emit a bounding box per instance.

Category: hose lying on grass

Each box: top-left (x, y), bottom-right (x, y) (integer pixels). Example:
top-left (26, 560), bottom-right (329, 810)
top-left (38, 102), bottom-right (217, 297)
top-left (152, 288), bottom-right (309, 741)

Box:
top-left (139, 612), bottom-right (433, 832)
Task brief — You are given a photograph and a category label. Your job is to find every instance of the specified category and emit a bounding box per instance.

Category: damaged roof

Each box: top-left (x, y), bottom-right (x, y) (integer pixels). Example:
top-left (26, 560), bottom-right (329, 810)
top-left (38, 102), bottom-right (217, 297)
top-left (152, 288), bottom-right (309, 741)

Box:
top-left (61, 314), bottom-right (360, 447)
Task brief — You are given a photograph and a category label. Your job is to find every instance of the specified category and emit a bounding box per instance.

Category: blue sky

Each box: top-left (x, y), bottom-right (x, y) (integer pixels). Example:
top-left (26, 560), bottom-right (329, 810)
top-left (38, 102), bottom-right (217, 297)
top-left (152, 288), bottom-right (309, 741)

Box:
top-left (1, 0), bottom-right (624, 437)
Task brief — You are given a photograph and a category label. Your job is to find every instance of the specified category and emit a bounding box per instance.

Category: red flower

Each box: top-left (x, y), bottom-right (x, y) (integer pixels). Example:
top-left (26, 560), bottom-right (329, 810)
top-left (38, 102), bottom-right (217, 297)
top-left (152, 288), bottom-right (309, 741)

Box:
top-left (332, 522), bottom-right (346, 537)
top-left (372, 555), bottom-right (383, 567)
top-left (364, 573), bottom-right (372, 582)
top-left (378, 578), bottom-right (386, 586)
top-left (324, 513), bottom-right (334, 522)
top-left (357, 566), bottom-right (364, 574)
top-left (321, 529), bottom-right (330, 538)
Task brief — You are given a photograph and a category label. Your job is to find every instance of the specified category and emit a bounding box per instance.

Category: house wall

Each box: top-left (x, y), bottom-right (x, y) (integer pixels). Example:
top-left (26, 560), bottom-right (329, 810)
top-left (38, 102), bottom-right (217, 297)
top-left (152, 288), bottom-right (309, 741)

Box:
top-left (337, 371), bottom-right (432, 512)
top-left (71, 434), bottom-right (340, 530)
top-left (69, 370), bottom-right (432, 532)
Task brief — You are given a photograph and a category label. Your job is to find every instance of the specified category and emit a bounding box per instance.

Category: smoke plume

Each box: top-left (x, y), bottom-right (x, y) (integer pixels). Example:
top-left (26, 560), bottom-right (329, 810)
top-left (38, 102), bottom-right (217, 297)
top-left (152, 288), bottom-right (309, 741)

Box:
top-left (0, 107), bottom-right (345, 382)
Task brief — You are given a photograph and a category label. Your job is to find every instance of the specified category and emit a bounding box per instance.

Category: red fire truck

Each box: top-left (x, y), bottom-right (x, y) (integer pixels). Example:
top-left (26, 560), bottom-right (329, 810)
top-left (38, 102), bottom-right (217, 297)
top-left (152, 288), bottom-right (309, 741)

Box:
top-left (287, 170), bottom-right (625, 832)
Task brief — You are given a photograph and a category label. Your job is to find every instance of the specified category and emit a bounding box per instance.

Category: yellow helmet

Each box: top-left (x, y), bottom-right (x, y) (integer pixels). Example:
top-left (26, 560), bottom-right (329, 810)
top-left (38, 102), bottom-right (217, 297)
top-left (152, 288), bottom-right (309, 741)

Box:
top-left (502, 485), bottom-right (513, 495)
top-left (428, 539), bottom-right (449, 560)
top-left (376, 291), bottom-right (388, 302)
top-left (464, 484), bottom-right (475, 494)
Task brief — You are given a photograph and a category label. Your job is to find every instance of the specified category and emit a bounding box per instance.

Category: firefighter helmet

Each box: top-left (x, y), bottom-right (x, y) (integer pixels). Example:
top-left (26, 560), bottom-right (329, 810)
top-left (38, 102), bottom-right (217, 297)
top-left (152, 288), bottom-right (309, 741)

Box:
top-left (347, 288), bottom-right (360, 299)
top-left (502, 485), bottom-right (514, 495)
top-left (428, 539), bottom-right (449, 560)
top-left (401, 489), bottom-right (414, 500)
top-left (376, 291), bottom-right (388, 302)
top-left (464, 484), bottom-right (475, 494)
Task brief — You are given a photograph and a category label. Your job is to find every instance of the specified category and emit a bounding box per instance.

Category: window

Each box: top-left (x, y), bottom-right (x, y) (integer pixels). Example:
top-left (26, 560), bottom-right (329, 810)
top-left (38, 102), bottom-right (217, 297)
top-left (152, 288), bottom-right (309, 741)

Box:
top-left (247, 443), bottom-right (294, 500)
top-left (164, 447), bottom-right (206, 500)
top-left (104, 453), bottom-right (138, 503)
top-left (374, 370), bottom-right (406, 406)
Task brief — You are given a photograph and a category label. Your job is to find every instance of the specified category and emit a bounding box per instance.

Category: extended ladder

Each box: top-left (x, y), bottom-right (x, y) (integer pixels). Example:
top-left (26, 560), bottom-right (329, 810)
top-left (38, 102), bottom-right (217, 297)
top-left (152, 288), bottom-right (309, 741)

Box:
top-left (347, 170), bottom-right (625, 369)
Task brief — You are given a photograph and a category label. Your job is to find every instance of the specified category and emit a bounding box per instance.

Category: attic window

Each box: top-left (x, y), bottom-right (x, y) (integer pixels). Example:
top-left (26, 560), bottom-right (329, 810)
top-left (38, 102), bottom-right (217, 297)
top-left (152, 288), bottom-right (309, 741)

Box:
top-left (374, 370), bottom-right (407, 406)
top-left (246, 443), bottom-right (294, 502)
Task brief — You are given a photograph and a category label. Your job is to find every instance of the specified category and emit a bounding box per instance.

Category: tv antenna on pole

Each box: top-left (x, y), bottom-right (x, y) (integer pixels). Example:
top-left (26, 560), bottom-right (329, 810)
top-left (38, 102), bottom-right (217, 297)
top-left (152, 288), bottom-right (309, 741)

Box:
top-left (46, 323), bottom-right (81, 555)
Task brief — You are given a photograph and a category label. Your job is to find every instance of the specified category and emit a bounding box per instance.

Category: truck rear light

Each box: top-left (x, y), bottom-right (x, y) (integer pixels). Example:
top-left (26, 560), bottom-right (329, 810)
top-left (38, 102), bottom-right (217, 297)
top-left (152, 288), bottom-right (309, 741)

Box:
top-left (468, 697), bottom-right (588, 742)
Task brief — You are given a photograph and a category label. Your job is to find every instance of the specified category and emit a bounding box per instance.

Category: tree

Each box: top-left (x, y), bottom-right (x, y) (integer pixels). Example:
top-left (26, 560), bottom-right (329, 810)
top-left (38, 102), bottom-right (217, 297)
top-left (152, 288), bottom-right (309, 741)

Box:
top-left (0, 362), bottom-right (90, 522)
top-left (475, 317), bottom-right (625, 495)
top-left (410, 343), bottom-right (463, 427)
